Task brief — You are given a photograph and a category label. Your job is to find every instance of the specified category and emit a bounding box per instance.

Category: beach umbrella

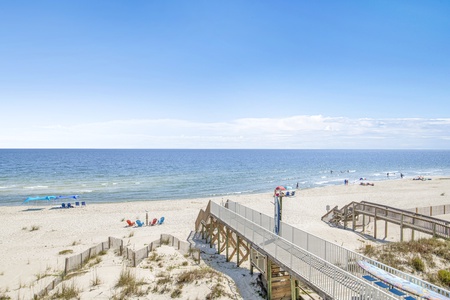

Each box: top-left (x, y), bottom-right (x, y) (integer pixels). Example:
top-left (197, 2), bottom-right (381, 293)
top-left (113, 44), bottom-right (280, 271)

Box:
top-left (275, 186), bottom-right (286, 190)
top-left (23, 195), bottom-right (56, 204)
top-left (284, 186), bottom-right (293, 190)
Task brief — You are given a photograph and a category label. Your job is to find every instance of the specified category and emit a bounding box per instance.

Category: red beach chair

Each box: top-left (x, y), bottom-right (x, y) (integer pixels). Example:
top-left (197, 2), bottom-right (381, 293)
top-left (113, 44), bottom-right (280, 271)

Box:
top-left (126, 220), bottom-right (135, 227)
top-left (151, 218), bottom-right (157, 226)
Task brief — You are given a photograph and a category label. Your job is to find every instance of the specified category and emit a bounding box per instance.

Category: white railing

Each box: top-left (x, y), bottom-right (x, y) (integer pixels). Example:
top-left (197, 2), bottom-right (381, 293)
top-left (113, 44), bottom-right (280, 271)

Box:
top-left (211, 202), bottom-right (397, 300)
top-left (226, 200), bottom-right (450, 299)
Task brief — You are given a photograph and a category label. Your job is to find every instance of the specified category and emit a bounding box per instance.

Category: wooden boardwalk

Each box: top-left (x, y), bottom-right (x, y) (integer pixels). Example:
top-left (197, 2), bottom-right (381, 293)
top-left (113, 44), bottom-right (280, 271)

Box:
top-left (195, 201), bottom-right (398, 300)
top-left (322, 201), bottom-right (450, 241)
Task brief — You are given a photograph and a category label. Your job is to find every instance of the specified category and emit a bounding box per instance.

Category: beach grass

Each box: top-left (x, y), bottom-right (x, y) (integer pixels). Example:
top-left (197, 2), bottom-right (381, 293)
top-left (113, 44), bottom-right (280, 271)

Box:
top-left (359, 237), bottom-right (450, 287)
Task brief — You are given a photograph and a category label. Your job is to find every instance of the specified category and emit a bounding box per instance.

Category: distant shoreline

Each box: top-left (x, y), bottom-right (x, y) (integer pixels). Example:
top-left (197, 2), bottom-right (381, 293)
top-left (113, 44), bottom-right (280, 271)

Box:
top-left (7, 175), bottom-right (450, 208)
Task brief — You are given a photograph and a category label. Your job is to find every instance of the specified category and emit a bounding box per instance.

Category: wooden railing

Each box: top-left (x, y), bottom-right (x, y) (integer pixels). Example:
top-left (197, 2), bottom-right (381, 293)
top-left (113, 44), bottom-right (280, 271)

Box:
top-left (322, 201), bottom-right (450, 239)
top-left (195, 200), bottom-right (211, 232)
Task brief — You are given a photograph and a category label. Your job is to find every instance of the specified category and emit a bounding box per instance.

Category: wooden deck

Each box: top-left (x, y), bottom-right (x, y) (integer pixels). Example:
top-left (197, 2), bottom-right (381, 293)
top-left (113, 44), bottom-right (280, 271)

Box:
top-left (322, 201), bottom-right (450, 241)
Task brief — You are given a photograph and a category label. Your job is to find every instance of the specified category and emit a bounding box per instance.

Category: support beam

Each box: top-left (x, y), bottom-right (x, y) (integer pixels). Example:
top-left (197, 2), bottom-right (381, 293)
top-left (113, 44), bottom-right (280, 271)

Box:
top-left (384, 220), bottom-right (388, 239)
top-left (400, 213), bottom-right (404, 242)
top-left (226, 227), bottom-right (229, 262)
top-left (291, 277), bottom-right (298, 300)
top-left (209, 216), bottom-right (214, 248)
top-left (374, 209), bottom-right (377, 239)
top-left (362, 213), bottom-right (365, 233)
top-left (352, 202), bottom-right (356, 231)
top-left (344, 206), bottom-right (348, 229)
top-left (266, 258), bottom-right (272, 300)
top-left (217, 222), bottom-right (221, 253)
top-left (237, 235), bottom-right (240, 266)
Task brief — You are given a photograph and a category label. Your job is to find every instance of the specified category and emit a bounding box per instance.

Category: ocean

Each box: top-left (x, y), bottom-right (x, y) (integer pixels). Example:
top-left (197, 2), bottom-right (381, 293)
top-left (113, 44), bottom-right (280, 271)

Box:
top-left (1, 149), bottom-right (449, 206)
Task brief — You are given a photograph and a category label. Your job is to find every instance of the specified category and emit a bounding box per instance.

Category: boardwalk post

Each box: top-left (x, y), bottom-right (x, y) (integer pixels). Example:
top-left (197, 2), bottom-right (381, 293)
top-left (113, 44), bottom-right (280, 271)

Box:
top-left (352, 202), bottom-right (356, 231)
top-left (226, 227), bottom-right (229, 262)
top-left (385, 220), bottom-right (388, 239)
top-left (209, 216), bottom-right (214, 248)
top-left (385, 208), bottom-right (388, 239)
top-left (374, 209), bottom-right (377, 239)
top-left (344, 206), bottom-right (348, 229)
top-left (362, 212), bottom-right (366, 233)
top-left (266, 258), bottom-right (272, 300)
top-left (217, 223), bottom-right (221, 254)
top-left (400, 213), bottom-right (404, 242)
top-left (290, 276), bottom-right (298, 300)
top-left (237, 235), bottom-right (240, 266)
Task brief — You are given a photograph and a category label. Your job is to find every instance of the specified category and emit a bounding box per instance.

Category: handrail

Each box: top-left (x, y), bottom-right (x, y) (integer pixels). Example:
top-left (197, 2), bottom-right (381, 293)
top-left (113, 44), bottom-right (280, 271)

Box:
top-left (360, 201), bottom-right (450, 225)
top-left (195, 200), bottom-right (211, 232)
top-left (211, 201), bottom-right (397, 299)
top-left (227, 200), bottom-right (450, 298)
top-left (323, 201), bottom-right (450, 239)
top-left (353, 202), bottom-right (450, 239)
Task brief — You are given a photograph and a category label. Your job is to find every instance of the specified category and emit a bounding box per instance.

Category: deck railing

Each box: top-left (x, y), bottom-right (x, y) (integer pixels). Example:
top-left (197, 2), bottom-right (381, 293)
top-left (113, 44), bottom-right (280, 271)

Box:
top-left (210, 201), bottom-right (397, 300)
top-left (226, 200), bottom-right (450, 298)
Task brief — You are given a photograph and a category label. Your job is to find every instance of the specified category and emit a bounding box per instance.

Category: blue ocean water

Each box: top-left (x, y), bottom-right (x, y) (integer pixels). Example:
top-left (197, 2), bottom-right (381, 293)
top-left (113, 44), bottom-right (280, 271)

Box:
top-left (1, 149), bottom-right (449, 206)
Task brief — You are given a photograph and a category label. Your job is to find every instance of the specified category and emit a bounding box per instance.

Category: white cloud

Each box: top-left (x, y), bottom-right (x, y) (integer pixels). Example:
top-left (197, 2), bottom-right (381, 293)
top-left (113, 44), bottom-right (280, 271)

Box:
top-left (1, 116), bottom-right (449, 149)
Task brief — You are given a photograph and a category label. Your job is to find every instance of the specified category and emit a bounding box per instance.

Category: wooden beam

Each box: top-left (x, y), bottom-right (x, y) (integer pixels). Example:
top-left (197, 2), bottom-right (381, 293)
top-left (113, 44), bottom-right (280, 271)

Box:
top-left (209, 216), bottom-right (214, 248)
top-left (400, 213), bottom-right (404, 242)
top-left (225, 227), bottom-right (229, 262)
top-left (291, 277), bottom-right (297, 300)
top-left (267, 258), bottom-right (272, 300)
top-left (238, 241), bottom-right (249, 266)
top-left (352, 202), bottom-right (356, 231)
top-left (374, 209), bottom-right (377, 239)
top-left (217, 221), bottom-right (221, 254)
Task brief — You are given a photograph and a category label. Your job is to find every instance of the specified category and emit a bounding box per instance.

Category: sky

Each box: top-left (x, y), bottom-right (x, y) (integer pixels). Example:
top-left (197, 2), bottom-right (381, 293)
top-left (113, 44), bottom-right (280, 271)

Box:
top-left (0, 1), bottom-right (449, 149)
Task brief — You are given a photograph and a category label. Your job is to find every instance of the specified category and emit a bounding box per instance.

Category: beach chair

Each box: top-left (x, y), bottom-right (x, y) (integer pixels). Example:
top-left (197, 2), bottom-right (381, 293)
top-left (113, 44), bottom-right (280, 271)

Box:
top-left (75, 201), bottom-right (80, 207)
top-left (126, 220), bottom-right (135, 227)
top-left (157, 217), bottom-right (165, 225)
top-left (136, 220), bottom-right (144, 227)
top-left (286, 191), bottom-right (290, 196)
top-left (374, 281), bottom-right (389, 289)
top-left (61, 203), bottom-right (66, 208)
top-left (81, 201), bottom-right (86, 206)
top-left (388, 288), bottom-right (405, 297)
top-left (291, 191), bottom-right (295, 196)
top-left (151, 218), bottom-right (158, 226)
top-left (67, 203), bottom-right (73, 208)
top-left (362, 275), bottom-right (377, 282)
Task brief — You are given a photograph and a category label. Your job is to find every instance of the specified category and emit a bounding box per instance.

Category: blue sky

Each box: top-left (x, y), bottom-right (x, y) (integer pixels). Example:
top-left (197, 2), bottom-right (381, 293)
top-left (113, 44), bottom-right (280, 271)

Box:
top-left (1, 1), bottom-right (449, 149)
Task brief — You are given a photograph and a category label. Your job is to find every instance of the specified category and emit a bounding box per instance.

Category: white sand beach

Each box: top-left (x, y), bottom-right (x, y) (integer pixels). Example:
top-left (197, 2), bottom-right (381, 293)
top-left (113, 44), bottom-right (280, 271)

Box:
top-left (1, 177), bottom-right (449, 299)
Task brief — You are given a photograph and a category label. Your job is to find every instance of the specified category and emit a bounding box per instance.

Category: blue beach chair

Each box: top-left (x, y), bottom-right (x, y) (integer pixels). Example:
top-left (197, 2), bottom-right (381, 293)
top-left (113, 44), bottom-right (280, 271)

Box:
top-left (61, 203), bottom-right (66, 208)
top-left (158, 217), bottom-right (165, 225)
top-left (362, 275), bottom-right (377, 282)
top-left (388, 288), bottom-right (406, 297)
top-left (374, 281), bottom-right (389, 289)
top-left (75, 201), bottom-right (80, 207)
top-left (136, 220), bottom-right (144, 227)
